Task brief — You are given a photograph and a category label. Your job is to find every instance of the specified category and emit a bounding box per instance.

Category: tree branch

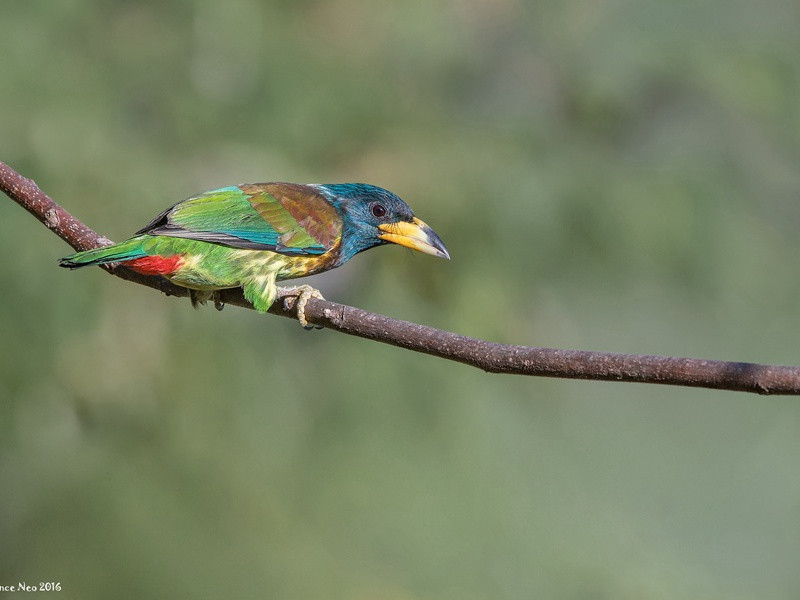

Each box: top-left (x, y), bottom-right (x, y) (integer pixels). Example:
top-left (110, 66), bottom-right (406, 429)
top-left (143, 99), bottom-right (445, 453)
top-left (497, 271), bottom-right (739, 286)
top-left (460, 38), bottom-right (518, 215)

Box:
top-left (3, 159), bottom-right (799, 395)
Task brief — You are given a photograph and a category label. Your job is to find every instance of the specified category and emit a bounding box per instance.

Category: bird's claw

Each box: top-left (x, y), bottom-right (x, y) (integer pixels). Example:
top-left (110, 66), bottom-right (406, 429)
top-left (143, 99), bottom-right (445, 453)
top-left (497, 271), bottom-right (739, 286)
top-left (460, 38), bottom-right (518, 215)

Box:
top-left (277, 285), bottom-right (325, 329)
top-left (213, 291), bottom-right (225, 311)
top-left (190, 289), bottom-right (225, 311)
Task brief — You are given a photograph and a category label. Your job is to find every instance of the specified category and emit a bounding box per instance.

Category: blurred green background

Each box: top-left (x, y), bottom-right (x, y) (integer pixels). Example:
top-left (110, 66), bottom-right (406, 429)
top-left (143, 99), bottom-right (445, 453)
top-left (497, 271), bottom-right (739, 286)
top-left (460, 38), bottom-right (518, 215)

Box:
top-left (2, 1), bottom-right (800, 598)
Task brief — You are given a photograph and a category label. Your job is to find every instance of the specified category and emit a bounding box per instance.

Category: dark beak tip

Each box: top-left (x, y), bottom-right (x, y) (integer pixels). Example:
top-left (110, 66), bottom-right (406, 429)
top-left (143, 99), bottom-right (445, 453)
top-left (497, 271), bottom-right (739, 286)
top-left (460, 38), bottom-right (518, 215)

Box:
top-left (427, 230), bottom-right (450, 260)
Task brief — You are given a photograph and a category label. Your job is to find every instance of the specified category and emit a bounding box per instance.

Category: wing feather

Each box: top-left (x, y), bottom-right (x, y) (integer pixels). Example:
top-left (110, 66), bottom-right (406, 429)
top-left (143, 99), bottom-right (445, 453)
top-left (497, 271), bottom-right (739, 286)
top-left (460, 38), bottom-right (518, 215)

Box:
top-left (137, 184), bottom-right (342, 256)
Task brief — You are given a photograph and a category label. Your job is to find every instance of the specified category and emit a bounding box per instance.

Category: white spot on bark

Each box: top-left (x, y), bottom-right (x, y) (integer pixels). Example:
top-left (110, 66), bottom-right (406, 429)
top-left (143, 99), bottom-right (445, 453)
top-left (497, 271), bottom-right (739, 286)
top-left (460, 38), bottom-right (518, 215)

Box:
top-left (45, 209), bottom-right (59, 229)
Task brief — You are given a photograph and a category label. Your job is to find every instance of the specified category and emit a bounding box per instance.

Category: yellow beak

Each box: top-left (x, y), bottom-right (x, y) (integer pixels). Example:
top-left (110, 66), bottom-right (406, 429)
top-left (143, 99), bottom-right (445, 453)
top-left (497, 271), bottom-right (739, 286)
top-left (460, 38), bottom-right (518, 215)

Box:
top-left (378, 217), bottom-right (450, 259)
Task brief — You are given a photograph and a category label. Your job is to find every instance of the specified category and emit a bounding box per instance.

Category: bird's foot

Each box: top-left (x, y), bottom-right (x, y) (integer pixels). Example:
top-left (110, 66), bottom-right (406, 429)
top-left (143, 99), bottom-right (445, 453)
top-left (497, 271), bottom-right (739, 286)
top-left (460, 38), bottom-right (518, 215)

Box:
top-left (277, 285), bottom-right (325, 329)
top-left (190, 289), bottom-right (224, 311)
top-left (212, 291), bottom-right (225, 311)
top-left (190, 289), bottom-right (210, 309)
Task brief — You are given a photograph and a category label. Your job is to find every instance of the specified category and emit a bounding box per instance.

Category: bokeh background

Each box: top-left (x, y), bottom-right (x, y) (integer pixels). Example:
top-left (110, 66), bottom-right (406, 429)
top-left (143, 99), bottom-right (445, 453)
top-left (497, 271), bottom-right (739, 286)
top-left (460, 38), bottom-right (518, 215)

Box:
top-left (3, 1), bottom-right (800, 598)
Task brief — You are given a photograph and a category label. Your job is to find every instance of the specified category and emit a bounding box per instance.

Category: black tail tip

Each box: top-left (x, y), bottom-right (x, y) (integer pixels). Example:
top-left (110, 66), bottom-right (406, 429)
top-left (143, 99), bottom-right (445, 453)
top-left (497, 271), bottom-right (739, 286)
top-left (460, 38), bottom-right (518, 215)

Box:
top-left (58, 257), bottom-right (81, 269)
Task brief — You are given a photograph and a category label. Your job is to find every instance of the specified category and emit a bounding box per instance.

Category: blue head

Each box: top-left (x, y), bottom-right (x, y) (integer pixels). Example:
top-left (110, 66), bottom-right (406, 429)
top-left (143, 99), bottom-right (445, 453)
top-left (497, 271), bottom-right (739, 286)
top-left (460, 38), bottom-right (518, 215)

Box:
top-left (315, 183), bottom-right (449, 265)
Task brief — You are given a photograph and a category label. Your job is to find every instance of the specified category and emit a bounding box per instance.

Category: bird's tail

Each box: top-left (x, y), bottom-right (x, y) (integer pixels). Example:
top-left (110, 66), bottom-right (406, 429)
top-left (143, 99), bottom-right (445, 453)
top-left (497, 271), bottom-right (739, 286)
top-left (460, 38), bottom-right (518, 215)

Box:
top-left (58, 237), bottom-right (148, 269)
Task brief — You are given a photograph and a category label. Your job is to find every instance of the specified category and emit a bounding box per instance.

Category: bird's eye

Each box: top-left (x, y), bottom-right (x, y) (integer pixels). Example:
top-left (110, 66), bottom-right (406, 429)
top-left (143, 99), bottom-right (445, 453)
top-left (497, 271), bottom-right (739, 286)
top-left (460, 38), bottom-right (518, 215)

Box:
top-left (371, 203), bottom-right (387, 219)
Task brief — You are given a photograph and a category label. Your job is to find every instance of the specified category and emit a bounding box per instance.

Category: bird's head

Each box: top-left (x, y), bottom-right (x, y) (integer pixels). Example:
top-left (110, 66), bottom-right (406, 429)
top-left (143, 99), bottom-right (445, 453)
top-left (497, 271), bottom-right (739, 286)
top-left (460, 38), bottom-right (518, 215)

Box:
top-left (316, 183), bottom-right (450, 265)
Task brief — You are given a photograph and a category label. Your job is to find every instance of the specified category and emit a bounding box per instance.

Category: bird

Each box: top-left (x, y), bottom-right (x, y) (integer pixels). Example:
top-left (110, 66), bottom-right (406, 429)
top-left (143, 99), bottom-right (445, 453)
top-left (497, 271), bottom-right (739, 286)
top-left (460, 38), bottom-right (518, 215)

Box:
top-left (59, 182), bottom-right (450, 327)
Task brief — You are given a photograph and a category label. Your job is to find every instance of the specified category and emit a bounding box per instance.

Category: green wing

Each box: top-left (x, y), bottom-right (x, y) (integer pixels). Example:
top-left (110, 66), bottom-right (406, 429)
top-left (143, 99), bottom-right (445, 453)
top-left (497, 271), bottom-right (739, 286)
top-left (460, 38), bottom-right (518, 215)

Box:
top-left (137, 183), bottom-right (342, 256)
